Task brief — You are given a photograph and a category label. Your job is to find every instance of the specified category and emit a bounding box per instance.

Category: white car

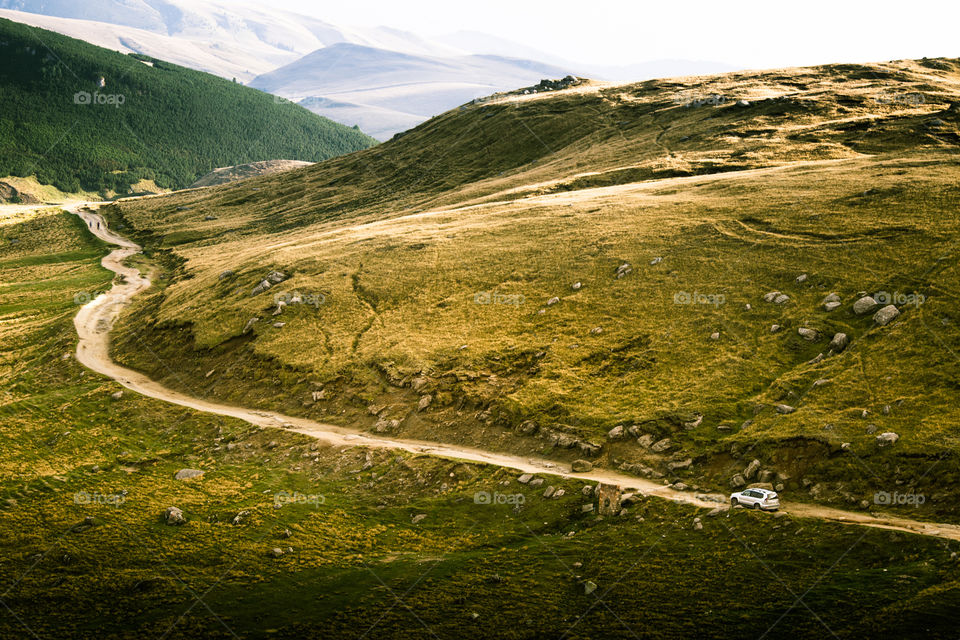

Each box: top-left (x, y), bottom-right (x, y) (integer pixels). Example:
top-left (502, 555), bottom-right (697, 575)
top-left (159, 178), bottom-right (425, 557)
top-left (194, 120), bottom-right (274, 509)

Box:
top-left (730, 488), bottom-right (780, 511)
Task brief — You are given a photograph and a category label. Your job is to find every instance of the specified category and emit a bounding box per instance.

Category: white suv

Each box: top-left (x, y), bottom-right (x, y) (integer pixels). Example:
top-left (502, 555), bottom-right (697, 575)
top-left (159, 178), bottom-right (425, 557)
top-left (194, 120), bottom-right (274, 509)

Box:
top-left (730, 488), bottom-right (780, 511)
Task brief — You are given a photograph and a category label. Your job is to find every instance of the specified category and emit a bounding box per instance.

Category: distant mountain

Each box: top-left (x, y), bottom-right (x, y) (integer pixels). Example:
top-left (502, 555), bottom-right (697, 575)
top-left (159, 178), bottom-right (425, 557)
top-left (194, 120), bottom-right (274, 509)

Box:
top-left (0, 17), bottom-right (375, 194)
top-left (251, 43), bottom-right (577, 140)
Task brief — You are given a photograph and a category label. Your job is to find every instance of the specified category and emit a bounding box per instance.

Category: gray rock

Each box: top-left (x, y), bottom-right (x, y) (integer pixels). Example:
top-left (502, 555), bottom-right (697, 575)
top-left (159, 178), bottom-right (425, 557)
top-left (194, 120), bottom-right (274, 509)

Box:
top-left (637, 434), bottom-right (655, 448)
top-left (517, 473), bottom-right (533, 484)
top-left (218, 270), bottom-right (235, 280)
top-left (251, 279), bottom-right (272, 296)
top-left (411, 513), bottom-right (427, 524)
top-left (517, 420), bottom-right (538, 435)
top-left (775, 404), bottom-right (796, 414)
top-left (543, 486), bottom-right (556, 498)
top-left (798, 327), bottom-right (819, 341)
top-left (774, 294), bottom-right (790, 304)
top-left (873, 305), bottom-right (900, 326)
top-left (668, 458), bottom-right (693, 471)
top-left (763, 291), bottom-right (781, 302)
top-left (853, 296), bottom-right (878, 315)
top-left (828, 333), bottom-right (849, 352)
top-left (266, 271), bottom-right (287, 284)
top-left (770, 324), bottom-right (782, 333)
top-left (823, 301), bottom-right (842, 312)
top-left (607, 425), bottom-right (626, 440)
top-left (174, 469), bottom-right (204, 481)
top-left (822, 292), bottom-right (841, 305)
top-left (650, 257), bottom-right (663, 265)
top-left (268, 548), bottom-right (285, 558)
top-left (242, 317), bottom-right (259, 334)
top-left (583, 580), bottom-right (598, 594)
top-left (683, 414), bottom-right (703, 429)
top-left (743, 459), bottom-right (762, 480)
top-left (650, 438), bottom-right (672, 453)
top-left (546, 297), bottom-right (560, 306)
top-left (417, 395), bottom-right (433, 412)
top-left (796, 274), bottom-right (808, 283)
top-left (730, 474), bottom-right (746, 488)
top-left (164, 506), bottom-right (186, 526)
top-left (272, 322), bottom-right (286, 328)
top-left (571, 459), bottom-right (593, 473)
top-left (758, 470), bottom-right (774, 483)
top-left (581, 504), bottom-right (595, 513)
top-left (876, 432), bottom-right (899, 446)
top-left (710, 332), bottom-right (720, 340)
top-left (552, 488), bottom-right (566, 499)
top-left (530, 478), bottom-right (544, 486)
top-left (615, 263), bottom-right (633, 279)
top-left (110, 390), bottom-right (123, 400)
top-left (572, 281), bottom-right (582, 290)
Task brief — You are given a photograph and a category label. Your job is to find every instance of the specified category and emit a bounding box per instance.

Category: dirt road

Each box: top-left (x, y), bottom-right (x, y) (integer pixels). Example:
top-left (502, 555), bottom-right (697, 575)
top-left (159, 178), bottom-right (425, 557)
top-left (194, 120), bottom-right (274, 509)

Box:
top-left (67, 202), bottom-right (960, 542)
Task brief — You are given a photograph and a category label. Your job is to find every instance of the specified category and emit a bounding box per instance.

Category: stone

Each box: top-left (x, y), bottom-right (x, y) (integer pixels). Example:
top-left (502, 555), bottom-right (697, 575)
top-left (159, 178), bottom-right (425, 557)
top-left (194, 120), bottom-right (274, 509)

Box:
top-left (590, 326), bottom-right (603, 335)
top-left (218, 270), bottom-right (235, 280)
top-left (693, 519), bottom-right (703, 530)
top-left (266, 270), bottom-right (287, 284)
top-left (417, 395), bottom-right (433, 411)
top-left (174, 469), bottom-right (204, 481)
top-left (706, 507), bottom-right (723, 517)
top-left (873, 305), bottom-right (900, 326)
top-left (164, 507), bottom-right (186, 526)
top-left (650, 438), bottom-right (672, 453)
top-left (710, 332), bottom-right (720, 340)
top-left (517, 474), bottom-right (533, 484)
top-left (668, 458), bottom-right (693, 471)
top-left (876, 432), bottom-right (900, 446)
top-left (743, 459), bottom-right (762, 480)
top-left (758, 470), bottom-right (774, 483)
top-left (822, 292), bottom-right (841, 306)
top-left (607, 425), bottom-right (626, 440)
top-left (572, 281), bottom-right (582, 290)
top-left (730, 474), bottom-right (746, 488)
top-left (571, 459), bottom-right (593, 473)
top-left (853, 295), bottom-right (878, 315)
top-left (828, 333), bottom-right (849, 352)
top-left (650, 257), bottom-right (663, 265)
top-left (251, 280), bottom-right (272, 296)
top-left (763, 291), bottom-right (781, 303)
top-left (684, 414), bottom-right (703, 429)
top-left (553, 489), bottom-right (566, 498)
top-left (796, 274), bottom-right (808, 283)
top-left (583, 580), bottom-right (598, 595)
top-left (272, 322), bottom-right (286, 328)
top-left (530, 478), bottom-right (544, 486)
top-left (243, 317), bottom-right (259, 334)
top-left (580, 504), bottom-right (595, 513)
top-left (773, 294), bottom-right (790, 304)
top-left (546, 296), bottom-right (560, 306)
top-left (736, 99), bottom-right (750, 107)
top-left (770, 324), bottom-right (782, 333)
top-left (823, 301), bottom-right (841, 312)
top-left (615, 263), bottom-right (633, 279)
top-left (110, 391), bottom-right (123, 400)
top-left (543, 486), bottom-right (556, 498)
top-left (807, 353), bottom-right (825, 365)
top-left (798, 327), bottom-right (819, 341)
top-left (411, 513), bottom-right (427, 524)
top-left (268, 548), bottom-right (285, 558)
top-left (517, 420), bottom-right (538, 435)
top-left (637, 434), bottom-right (655, 448)
top-left (775, 404), bottom-right (796, 414)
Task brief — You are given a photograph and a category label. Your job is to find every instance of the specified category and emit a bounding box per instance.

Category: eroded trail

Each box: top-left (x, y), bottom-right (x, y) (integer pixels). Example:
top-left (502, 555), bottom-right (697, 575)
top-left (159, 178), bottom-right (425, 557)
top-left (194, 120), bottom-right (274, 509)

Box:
top-left (68, 203), bottom-right (960, 542)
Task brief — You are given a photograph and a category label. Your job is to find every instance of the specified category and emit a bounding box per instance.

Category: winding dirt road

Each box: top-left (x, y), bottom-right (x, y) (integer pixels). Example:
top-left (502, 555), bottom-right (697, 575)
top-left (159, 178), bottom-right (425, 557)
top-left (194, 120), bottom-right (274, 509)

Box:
top-left (68, 203), bottom-right (960, 542)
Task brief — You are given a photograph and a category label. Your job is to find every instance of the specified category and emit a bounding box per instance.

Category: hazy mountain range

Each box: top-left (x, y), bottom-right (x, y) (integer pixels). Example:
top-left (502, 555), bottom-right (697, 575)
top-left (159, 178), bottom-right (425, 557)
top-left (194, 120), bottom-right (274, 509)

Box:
top-left (0, 0), bottom-right (736, 139)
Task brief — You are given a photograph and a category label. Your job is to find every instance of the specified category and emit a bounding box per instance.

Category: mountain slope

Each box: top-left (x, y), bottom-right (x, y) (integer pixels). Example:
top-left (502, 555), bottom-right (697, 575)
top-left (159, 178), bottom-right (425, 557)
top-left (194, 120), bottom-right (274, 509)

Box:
top-left (250, 43), bottom-right (577, 140)
top-left (106, 57), bottom-right (960, 518)
top-left (0, 17), bottom-right (376, 195)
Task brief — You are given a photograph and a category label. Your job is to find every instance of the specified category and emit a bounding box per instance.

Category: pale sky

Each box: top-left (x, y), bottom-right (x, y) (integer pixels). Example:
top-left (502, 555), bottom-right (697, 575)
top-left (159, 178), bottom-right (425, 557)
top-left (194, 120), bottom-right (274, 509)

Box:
top-left (266, 0), bottom-right (960, 70)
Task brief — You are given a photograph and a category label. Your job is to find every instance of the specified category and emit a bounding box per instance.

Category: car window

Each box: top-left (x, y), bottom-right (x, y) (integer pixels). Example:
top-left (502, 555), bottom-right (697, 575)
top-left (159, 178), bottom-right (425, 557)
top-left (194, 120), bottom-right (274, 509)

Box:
top-left (743, 490), bottom-right (756, 497)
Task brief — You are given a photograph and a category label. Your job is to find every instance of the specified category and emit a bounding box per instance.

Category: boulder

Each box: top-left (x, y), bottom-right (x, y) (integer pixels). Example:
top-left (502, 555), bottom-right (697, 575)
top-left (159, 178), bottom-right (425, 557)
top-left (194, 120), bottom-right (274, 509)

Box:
top-left (242, 317), bottom-right (259, 334)
top-left (517, 474), bottom-right (533, 484)
top-left (853, 295), bottom-right (878, 315)
top-left (773, 294), bottom-right (790, 304)
top-left (218, 270), bottom-right (235, 280)
top-left (110, 391), bottom-right (123, 400)
top-left (775, 404), bottom-right (796, 414)
top-left (251, 280), bottom-right (272, 296)
top-left (637, 434), bottom-right (655, 448)
top-left (615, 263), bottom-right (633, 279)
top-left (417, 395), bottom-right (433, 411)
top-left (873, 305), bottom-right (900, 326)
top-left (822, 292), bottom-right (841, 306)
top-left (266, 270), bottom-right (287, 284)
top-left (743, 459), bottom-right (762, 480)
top-left (164, 507), bottom-right (186, 526)
top-left (174, 469), bottom-right (204, 481)
top-left (607, 425), bottom-right (626, 440)
top-left (797, 327), bottom-right (819, 341)
top-left (796, 274), bottom-right (808, 283)
top-left (770, 324), bottom-right (782, 333)
top-left (571, 459), bottom-right (593, 473)
top-left (668, 458), bottom-right (693, 471)
top-left (730, 474), bottom-right (746, 488)
top-left (763, 291), bottom-right (781, 302)
top-left (828, 333), bottom-right (849, 352)
top-left (876, 432), bottom-right (900, 446)
top-left (650, 438), bottom-right (672, 453)
top-left (823, 301), bottom-right (841, 312)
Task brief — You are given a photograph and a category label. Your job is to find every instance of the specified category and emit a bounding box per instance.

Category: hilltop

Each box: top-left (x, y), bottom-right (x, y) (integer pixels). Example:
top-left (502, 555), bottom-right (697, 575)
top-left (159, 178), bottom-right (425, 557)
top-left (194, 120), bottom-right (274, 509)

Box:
top-left (104, 57), bottom-right (960, 519)
top-left (0, 17), bottom-right (375, 198)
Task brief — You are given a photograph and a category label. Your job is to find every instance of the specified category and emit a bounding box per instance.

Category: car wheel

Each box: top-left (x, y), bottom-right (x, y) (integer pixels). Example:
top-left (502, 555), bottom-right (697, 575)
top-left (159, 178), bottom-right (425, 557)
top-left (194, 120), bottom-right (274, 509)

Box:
top-left (752, 502), bottom-right (760, 510)
top-left (731, 498), bottom-right (738, 506)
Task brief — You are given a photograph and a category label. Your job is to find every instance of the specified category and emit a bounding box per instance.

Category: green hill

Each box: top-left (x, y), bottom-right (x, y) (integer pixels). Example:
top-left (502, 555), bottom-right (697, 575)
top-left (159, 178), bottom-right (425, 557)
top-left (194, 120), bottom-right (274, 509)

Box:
top-left (107, 57), bottom-right (960, 518)
top-left (0, 17), bottom-right (376, 196)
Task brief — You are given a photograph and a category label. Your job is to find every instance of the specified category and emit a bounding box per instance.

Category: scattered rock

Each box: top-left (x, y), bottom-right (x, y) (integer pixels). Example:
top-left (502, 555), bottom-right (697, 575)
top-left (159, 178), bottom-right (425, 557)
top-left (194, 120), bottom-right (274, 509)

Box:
top-left (268, 548), bottom-right (285, 558)
top-left (590, 326), bottom-right (603, 335)
top-left (807, 353), bottom-right (825, 365)
top-left (822, 292), bottom-right (841, 306)
top-left (530, 478), bottom-right (544, 486)
top-left (251, 280), bottom-right (272, 296)
top-left (242, 317), bottom-right (259, 334)
top-left (823, 301), bottom-right (841, 312)
top-left (763, 291), bottom-right (781, 303)
top-left (796, 274), bottom-right (808, 283)
top-left (543, 486), bottom-right (556, 498)
top-left (873, 305), bottom-right (900, 326)
top-left (683, 414), bottom-right (703, 429)
top-left (636, 434), bottom-right (655, 448)
top-left (583, 580), bottom-right (598, 594)
top-left (231, 510), bottom-right (249, 525)
top-left (730, 474), bottom-right (746, 488)
top-left (417, 395), bottom-right (433, 411)
top-left (546, 296), bottom-right (560, 306)
top-left (553, 489), bottom-right (566, 499)
top-left (774, 294), bottom-right (790, 304)
top-left (517, 474), bottom-right (533, 484)
top-left (736, 99), bottom-right (750, 107)
top-left (797, 327), bottom-right (819, 341)
top-left (571, 459), bottom-right (593, 473)
top-left (853, 295), bottom-right (878, 315)
top-left (649, 257), bottom-right (663, 265)
top-left (607, 425), bottom-right (626, 440)
top-left (743, 459), bottom-right (762, 480)
top-left (218, 270), bottom-right (235, 280)
top-left (163, 507), bottom-right (186, 526)
top-left (770, 324), bottom-right (782, 333)
top-left (411, 513), bottom-right (427, 524)
top-left (710, 332), bottom-right (720, 340)
top-left (650, 438), bottom-right (672, 453)
top-left (693, 518), bottom-right (703, 530)
top-left (572, 281), bottom-right (582, 290)
top-left (615, 263), bottom-right (633, 279)
top-left (828, 333), bottom-right (849, 352)
top-left (110, 390), bottom-right (123, 400)
top-left (174, 469), bottom-right (204, 481)
top-left (668, 458), bottom-right (693, 471)
top-left (580, 503), bottom-right (595, 513)
top-left (272, 322), bottom-right (286, 328)
top-left (775, 404), bottom-right (796, 414)
top-left (876, 432), bottom-right (900, 446)
top-left (517, 420), bottom-right (538, 435)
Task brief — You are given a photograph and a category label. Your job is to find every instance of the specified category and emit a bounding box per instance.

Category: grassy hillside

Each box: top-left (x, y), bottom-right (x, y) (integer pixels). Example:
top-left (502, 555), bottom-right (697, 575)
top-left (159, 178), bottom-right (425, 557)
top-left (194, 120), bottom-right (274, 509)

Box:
top-left (2, 207), bottom-right (960, 638)
top-left (105, 57), bottom-right (960, 519)
top-left (0, 17), bottom-right (376, 197)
